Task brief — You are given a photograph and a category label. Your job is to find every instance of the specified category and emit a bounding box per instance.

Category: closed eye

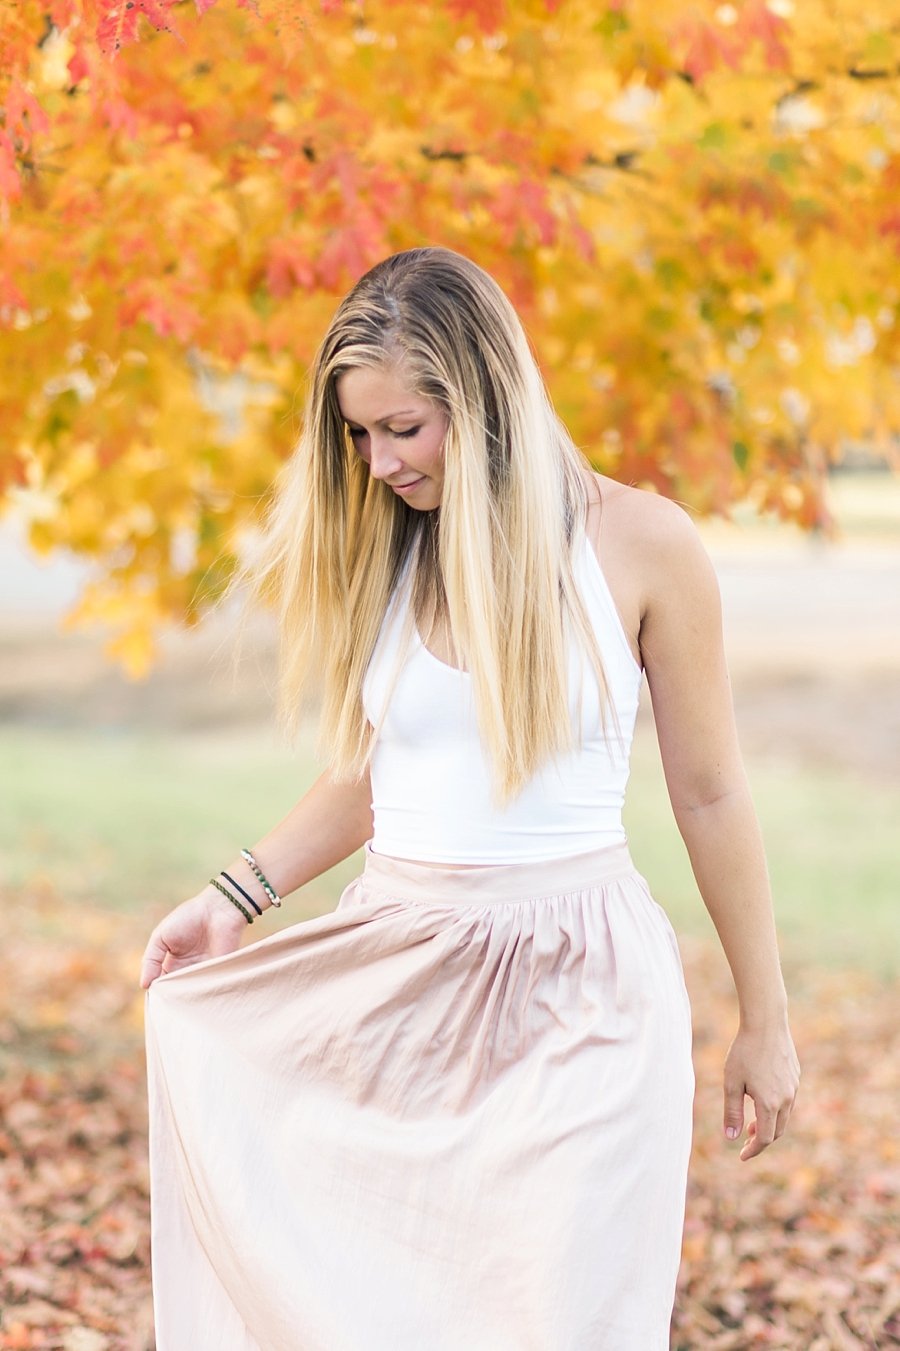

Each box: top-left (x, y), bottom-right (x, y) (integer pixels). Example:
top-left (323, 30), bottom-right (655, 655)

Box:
top-left (345, 422), bottom-right (421, 440)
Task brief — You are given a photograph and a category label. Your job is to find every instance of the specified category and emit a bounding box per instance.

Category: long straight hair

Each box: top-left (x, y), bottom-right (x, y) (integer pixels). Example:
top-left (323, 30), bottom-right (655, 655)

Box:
top-left (251, 247), bottom-right (607, 801)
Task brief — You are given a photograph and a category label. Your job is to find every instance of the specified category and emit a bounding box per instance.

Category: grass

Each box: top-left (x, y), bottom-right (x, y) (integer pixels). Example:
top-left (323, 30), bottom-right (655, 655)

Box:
top-left (0, 724), bottom-right (361, 923)
top-left (1, 721), bottom-right (898, 975)
top-left (625, 726), bottom-right (900, 978)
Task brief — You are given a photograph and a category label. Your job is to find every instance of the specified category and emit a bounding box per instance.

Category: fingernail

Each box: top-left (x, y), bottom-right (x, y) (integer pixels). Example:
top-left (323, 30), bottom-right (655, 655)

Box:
top-left (726, 1127), bottom-right (738, 1140)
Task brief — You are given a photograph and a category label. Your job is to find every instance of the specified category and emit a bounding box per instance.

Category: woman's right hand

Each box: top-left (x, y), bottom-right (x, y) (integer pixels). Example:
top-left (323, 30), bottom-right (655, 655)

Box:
top-left (140, 885), bottom-right (249, 989)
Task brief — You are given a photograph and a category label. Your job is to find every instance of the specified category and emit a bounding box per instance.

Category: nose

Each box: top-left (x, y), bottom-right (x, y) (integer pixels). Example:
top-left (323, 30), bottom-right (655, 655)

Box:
top-left (366, 433), bottom-right (405, 481)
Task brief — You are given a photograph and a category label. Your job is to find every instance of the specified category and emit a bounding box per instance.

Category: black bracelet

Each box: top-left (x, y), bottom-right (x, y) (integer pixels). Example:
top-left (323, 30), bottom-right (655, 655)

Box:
top-left (221, 871), bottom-right (263, 917)
top-left (210, 877), bottom-right (253, 924)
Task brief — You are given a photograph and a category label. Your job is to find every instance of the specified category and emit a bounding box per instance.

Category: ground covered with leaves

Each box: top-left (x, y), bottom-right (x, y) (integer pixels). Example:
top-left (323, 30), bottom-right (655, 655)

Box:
top-left (0, 890), bottom-right (898, 1350)
top-left (678, 941), bottom-right (900, 1351)
top-left (0, 885), bottom-right (151, 1351)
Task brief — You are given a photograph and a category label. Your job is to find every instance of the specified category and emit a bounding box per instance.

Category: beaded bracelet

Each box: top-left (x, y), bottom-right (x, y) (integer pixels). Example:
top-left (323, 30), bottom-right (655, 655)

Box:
top-left (210, 876), bottom-right (253, 924)
top-left (240, 849), bottom-right (282, 907)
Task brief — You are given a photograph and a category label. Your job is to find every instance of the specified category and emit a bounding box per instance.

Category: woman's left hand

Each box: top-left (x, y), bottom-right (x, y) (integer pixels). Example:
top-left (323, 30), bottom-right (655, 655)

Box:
top-left (722, 1021), bottom-right (800, 1161)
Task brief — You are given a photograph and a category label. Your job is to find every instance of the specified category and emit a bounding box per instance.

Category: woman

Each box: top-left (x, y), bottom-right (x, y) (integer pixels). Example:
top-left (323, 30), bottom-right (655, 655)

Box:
top-left (141, 247), bottom-right (799, 1351)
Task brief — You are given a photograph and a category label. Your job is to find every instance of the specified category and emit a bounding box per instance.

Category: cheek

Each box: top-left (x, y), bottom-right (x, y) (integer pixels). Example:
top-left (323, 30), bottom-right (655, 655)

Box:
top-left (419, 424), bottom-right (447, 473)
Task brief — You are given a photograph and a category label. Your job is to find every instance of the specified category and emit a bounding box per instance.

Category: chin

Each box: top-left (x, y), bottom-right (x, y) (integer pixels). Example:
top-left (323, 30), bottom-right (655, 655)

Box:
top-left (396, 484), bottom-right (442, 511)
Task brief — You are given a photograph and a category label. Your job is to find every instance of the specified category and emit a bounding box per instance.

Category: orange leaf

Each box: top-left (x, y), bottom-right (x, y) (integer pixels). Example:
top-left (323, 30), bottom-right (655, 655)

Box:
top-left (445, 0), bottom-right (507, 34)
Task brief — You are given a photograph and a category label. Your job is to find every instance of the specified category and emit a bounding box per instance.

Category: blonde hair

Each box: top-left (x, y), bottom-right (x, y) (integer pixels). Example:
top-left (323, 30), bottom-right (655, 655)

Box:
top-left (253, 247), bottom-right (607, 800)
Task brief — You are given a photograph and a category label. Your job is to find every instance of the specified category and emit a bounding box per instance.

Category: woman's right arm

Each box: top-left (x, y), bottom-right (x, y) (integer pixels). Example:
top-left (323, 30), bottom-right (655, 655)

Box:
top-left (140, 770), bottom-right (374, 988)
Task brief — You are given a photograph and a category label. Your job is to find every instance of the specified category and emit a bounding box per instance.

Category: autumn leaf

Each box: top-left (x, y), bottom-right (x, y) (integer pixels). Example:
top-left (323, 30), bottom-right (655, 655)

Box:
top-left (737, 0), bottom-right (790, 70)
top-left (96, 0), bottom-right (181, 58)
top-left (445, 0), bottom-right (508, 33)
top-left (678, 16), bottom-right (738, 82)
top-left (0, 129), bottom-right (21, 201)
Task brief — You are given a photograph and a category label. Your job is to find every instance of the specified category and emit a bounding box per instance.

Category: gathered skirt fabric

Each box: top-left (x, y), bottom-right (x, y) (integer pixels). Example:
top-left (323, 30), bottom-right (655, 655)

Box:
top-left (145, 843), bottom-right (694, 1351)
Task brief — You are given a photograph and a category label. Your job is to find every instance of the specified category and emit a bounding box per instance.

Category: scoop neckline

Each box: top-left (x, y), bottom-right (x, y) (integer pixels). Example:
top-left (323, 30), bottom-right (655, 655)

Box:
top-left (414, 630), bottom-right (469, 675)
top-left (413, 538), bottom-right (641, 679)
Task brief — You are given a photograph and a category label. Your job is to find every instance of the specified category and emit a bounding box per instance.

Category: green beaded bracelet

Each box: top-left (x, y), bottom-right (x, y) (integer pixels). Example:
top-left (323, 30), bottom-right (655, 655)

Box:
top-left (240, 849), bottom-right (282, 907)
top-left (210, 876), bottom-right (253, 924)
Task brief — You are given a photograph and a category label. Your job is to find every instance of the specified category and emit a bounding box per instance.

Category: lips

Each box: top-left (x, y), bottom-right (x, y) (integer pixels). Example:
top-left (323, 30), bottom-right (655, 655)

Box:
top-left (390, 476), bottom-right (426, 494)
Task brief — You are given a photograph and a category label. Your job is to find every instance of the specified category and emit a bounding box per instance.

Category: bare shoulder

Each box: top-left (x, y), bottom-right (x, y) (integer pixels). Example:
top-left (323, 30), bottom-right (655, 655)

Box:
top-left (589, 472), bottom-right (708, 567)
top-left (590, 474), bottom-right (703, 557)
top-left (585, 473), bottom-right (719, 627)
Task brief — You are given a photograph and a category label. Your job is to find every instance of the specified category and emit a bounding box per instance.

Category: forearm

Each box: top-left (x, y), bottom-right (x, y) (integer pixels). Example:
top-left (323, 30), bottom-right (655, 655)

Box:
top-left (222, 770), bottom-right (374, 913)
top-left (673, 784), bottom-right (788, 1030)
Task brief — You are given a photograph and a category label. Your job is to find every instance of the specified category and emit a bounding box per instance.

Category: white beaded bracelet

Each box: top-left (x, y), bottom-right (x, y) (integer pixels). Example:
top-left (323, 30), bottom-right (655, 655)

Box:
top-left (240, 848), bottom-right (282, 908)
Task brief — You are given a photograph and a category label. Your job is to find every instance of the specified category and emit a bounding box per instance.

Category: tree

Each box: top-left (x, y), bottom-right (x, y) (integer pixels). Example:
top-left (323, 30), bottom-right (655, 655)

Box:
top-left (1, 0), bottom-right (898, 670)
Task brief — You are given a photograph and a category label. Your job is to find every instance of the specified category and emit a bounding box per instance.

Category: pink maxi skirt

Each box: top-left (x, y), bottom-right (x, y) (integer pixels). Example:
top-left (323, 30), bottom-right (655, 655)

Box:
top-left (146, 842), bottom-right (694, 1351)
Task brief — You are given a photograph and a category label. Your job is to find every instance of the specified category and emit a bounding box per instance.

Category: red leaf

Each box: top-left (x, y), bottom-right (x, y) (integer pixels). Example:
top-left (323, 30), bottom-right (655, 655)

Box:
top-left (679, 19), bottom-right (738, 82)
top-left (97, 3), bottom-right (141, 56)
top-left (48, 0), bottom-right (80, 28)
top-left (737, 0), bottom-right (790, 69)
top-left (879, 210), bottom-right (900, 250)
top-left (67, 45), bottom-right (91, 85)
top-left (266, 239), bottom-right (315, 298)
top-left (520, 180), bottom-right (557, 247)
top-left (96, 0), bottom-right (181, 59)
top-left (0, 271), bottom-right (28, 310)
top-left (194, 0), bottom-right (218, 14)
top-left (102, 98), bottom-right (139, 138)
top-left (490, 180), bottom-right (557, 249)
top-left (0, 132), bottom-right (21, 205)
top-left (4, 83), bottom-right (50, 140)
top-left (316, 226), bottom-right (382, 289)
top-left (120, 282), bottom-right (200, 341)
top-left (137, 0), bottom-right (183, 38)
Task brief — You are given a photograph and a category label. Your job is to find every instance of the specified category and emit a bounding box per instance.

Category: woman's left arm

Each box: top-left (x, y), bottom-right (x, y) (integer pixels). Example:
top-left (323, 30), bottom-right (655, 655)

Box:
top-left (634, 497), bottom-right (800, 1160)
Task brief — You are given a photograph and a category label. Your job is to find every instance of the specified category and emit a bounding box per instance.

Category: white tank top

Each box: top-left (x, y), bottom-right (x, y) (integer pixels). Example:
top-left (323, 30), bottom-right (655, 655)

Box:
top-left (362, 538), bottom-right (643, 864)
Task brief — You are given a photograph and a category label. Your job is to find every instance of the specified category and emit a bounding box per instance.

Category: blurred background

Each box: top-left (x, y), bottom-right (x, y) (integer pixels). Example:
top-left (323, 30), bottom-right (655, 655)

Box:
top-left (3, 2), bottom-right (900, 1346)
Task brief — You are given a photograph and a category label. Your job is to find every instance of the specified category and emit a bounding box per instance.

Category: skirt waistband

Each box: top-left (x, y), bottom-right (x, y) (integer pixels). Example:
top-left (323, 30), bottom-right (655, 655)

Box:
top-left (362, 841), bottom-right (637, 905)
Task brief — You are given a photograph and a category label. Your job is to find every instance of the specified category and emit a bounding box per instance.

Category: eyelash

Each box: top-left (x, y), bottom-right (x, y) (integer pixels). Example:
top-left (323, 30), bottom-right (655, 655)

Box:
top-left (347, 426), bottom-right (421, 440)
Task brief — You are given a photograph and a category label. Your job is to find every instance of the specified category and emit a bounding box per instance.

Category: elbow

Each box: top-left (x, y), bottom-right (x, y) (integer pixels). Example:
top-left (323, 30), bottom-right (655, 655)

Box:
top-left (670, 780), bottom-right (750, 820)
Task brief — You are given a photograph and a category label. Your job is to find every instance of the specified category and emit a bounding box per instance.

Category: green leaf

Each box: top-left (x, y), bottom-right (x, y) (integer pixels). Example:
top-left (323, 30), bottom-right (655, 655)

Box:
top-left (594, 10), bottom-right (629, 39)
top-left (698, 122), bottom-right (733, 152)
top-left (767, 151), bottom-right (793, 178)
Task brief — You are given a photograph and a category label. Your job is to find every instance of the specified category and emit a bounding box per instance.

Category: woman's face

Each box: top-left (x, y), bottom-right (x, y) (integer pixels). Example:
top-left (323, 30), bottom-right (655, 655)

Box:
top-left (336, 363), bottom-right (447, 512)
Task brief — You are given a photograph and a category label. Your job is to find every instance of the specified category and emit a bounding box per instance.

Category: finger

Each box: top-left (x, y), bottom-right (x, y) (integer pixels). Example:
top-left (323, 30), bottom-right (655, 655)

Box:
top-left (741, 1105), bottom-right (777, 1159)
top-left (140, 932), bottom-right (169, 989)
top-left (773, 1097), bottom-right (795, 1141)
top-left (740, 1118), bottom-right (763, 1161)
top-left (723, 1078), bottom-right (746, 1142)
